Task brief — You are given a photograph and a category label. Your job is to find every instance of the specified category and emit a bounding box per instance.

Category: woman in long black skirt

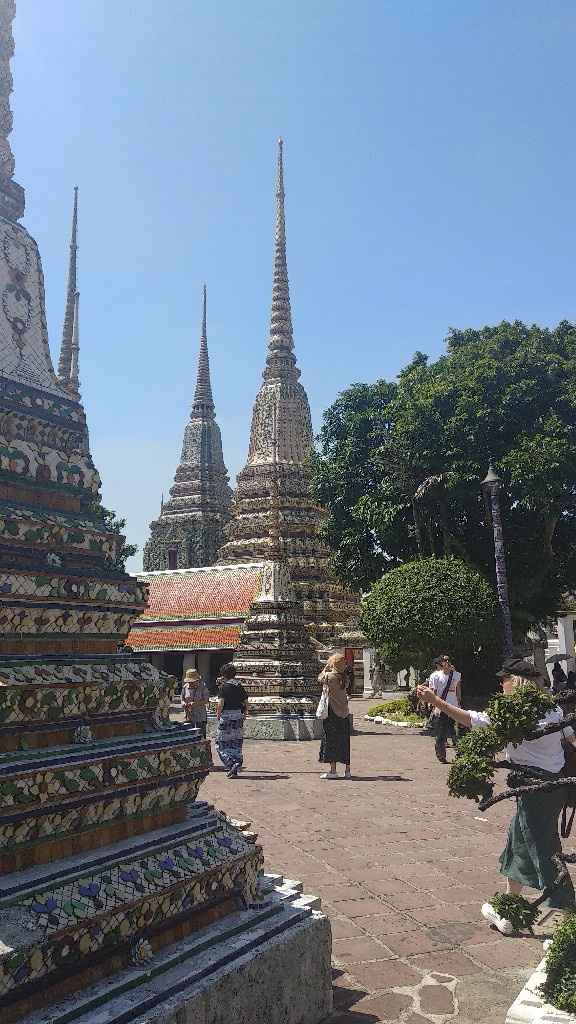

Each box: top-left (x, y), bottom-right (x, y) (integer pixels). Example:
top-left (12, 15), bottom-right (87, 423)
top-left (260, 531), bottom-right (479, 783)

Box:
top-left (319, 652), bottom-right (351, 779)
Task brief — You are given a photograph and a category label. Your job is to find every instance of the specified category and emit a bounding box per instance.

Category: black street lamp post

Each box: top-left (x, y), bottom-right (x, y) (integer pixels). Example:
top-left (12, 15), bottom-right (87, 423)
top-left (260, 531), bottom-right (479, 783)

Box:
top-left (482, 462), bottom-right (514, 658)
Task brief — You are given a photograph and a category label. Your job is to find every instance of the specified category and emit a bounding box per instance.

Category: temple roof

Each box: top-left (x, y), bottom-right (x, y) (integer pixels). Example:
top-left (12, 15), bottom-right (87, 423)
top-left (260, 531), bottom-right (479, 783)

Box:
top-left (128, 625), bottom-right (241, 651)
top-left (128, 563), bottom-right (266, 651)
top-left (138, 564), bottom-right (265, 621)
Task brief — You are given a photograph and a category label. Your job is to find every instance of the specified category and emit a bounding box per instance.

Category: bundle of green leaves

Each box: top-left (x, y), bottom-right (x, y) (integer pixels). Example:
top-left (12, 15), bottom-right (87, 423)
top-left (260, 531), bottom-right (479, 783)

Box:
top-left (541, 912), bottom-right (576, 1014)
top-left (489, 893), bottom-right (540, 931)
top-left (447, 726), bottom-right (500, 801)
top-left (486, 686), bottom-right (554, 745)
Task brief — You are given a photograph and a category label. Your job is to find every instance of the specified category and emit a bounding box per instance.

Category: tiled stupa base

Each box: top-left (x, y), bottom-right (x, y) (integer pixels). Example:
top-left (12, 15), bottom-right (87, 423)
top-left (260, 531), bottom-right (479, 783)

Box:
top-left (0, 801), bottom-right (266, 1023)
top-left (207, 712), bottom-right (324, 741)
top-left (21, 870), bottom-right (332, 1024)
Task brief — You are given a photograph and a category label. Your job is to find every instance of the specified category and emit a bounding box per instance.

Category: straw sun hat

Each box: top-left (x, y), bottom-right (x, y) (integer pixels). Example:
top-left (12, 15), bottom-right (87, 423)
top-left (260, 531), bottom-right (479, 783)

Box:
top-left (184, 668), bottom-right (201, 683)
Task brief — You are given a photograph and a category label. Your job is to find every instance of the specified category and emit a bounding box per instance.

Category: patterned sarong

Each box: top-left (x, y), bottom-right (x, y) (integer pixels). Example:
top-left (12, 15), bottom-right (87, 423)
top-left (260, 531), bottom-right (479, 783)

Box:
top-left (216, 709), bottom-right (244, 770)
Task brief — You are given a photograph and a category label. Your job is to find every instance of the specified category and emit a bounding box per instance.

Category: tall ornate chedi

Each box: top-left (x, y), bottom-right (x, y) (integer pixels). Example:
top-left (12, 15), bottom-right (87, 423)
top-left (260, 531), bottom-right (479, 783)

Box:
top-left (143, 285), bottom-right (232, 570)
top-left (0, 9), bottom-right (277, 1020)
top-left (218, 140), bottom-right (359, 644)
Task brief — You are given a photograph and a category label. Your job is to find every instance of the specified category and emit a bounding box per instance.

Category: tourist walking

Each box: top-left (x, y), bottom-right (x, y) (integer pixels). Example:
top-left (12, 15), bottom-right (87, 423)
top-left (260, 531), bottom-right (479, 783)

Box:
top-left (181, 667), bottom-right (209, 738)
top-left (427, 654), bottom-right (461, 763)
top-left (567, 669), bottom-right (576, 692)
top-left (551, 660), bottom-right (568, 695)
top-left (318, 652), bottom-right (352, 779)
top-left (417, 657), bottom-right (576, 924)
top-left (215, 664), bottom-right (248, 778)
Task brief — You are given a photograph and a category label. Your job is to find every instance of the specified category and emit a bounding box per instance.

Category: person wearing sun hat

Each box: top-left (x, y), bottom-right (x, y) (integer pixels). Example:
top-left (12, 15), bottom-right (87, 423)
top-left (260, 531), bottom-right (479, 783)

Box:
top-left (418, 656), bottom-right (576, 931)
top-left (181, 667), bottom-right (210, 738)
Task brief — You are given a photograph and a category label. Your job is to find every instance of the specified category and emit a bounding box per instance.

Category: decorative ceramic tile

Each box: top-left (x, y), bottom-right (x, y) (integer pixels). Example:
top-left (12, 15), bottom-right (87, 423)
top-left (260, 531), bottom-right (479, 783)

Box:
top-left (0, 741), bottom-right (209, 811)
top-left (0, 777), bottom-right (203, 852)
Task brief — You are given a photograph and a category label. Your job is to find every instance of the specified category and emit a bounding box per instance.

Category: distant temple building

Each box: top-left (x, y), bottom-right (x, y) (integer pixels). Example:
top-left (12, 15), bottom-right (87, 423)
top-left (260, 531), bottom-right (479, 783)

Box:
top-left (131, 142), bottom-right (363, 703)
top-left (143, 285), bottom-right (232, 571)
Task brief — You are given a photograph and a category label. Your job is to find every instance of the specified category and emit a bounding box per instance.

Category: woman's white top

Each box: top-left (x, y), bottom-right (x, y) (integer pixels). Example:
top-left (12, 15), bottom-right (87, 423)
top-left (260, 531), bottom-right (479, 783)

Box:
top-left (469, 706), bottom-right (573, 774)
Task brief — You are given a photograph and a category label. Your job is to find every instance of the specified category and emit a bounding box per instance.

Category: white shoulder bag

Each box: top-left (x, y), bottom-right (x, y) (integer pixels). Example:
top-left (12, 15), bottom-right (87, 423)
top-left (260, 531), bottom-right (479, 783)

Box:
top-left (316, 689), bottom-right (329, 720)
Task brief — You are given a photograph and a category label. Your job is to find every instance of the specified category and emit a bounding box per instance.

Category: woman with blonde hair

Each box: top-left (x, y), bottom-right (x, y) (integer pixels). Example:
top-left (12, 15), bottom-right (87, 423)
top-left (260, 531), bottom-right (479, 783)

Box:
top-left (318, 652), bottom-right (352, 780)
top-left (418, 657), bottom-right (576, 926)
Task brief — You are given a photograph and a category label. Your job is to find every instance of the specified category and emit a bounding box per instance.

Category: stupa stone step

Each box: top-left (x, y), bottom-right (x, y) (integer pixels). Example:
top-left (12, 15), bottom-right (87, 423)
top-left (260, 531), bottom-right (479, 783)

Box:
top-left (0, 817), bottom-right (263, 1020)
top-left (0, 808), bottom-right (223, 900)
top-left (24, 888), bottom-right (330, 1024)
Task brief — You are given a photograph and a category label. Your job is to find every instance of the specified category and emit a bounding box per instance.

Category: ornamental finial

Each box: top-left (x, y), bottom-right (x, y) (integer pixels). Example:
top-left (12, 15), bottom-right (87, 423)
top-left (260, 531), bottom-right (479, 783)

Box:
top-left (264, 138), bottom-right (298, 382)
top-left (69, 291), bottom-right (81, 400)
top-left (192, 284), bottom-right (214, 414)
top-left (58, 186), bottom-right (79, 384)
top-left (0, 0), bottom-right (24, 219)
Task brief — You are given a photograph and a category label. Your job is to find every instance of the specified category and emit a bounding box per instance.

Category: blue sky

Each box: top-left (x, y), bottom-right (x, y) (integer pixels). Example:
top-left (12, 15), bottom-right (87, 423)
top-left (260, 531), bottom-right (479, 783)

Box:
top-left (12, 1), bottom-right (576, 570)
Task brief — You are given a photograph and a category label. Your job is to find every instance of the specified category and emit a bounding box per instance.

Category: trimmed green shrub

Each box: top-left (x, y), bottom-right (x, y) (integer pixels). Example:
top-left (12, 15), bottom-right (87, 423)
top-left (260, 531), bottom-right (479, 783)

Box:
top-left (541, 912), bottom-right (576, 1014)
top-left (367, 698), bottom-right (425, 727)
top-left (360, 557), bottom-right (498, 670)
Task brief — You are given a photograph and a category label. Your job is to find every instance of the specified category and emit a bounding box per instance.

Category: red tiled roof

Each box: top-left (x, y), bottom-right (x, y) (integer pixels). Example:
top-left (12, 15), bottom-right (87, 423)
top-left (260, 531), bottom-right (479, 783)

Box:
top-left (137, 565), bottom-right (264, 621)
top-left (127, 626), bottom-right (241, 651)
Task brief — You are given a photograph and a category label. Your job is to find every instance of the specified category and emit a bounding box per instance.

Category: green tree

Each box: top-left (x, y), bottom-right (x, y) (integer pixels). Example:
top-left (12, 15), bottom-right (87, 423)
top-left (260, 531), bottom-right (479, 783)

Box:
top-left (313, 321), bottom-right (576, 635)
top-left (360, 557), bottom-right (499, 687)
top-left (100, 507), bottom-right (138, 572)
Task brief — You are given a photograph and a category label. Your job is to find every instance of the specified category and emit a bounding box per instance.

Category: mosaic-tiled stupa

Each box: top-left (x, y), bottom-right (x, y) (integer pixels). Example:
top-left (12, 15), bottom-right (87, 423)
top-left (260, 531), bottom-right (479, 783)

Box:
top-left (217, 140), bottom-right (360, 646)
top-left (0, 7), bottom-right (288, 1020)
top-left (143, 286), bottom-right (232, 572)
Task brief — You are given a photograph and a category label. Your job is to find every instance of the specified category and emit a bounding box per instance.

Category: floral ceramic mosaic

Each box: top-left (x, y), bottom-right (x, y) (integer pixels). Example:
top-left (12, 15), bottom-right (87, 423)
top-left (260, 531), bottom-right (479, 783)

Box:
top-left (0, 740), bottom-right (210, 812)
top-left (0, 829), bottom-right (263, 1002)
top-left (0, 777), bottom-right (203, 853)
top-left (0, 678), bottom-right (171, 725)
top-left (0, 379), bottom-right (84, 425)
top-left (0, 508), bottom-right (118, 559)
top-left (0, 572), bottom-right (146, 605)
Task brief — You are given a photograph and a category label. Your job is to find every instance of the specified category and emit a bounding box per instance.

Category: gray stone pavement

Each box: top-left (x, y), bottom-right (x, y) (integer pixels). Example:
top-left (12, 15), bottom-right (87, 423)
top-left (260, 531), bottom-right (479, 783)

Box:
top-left (201, 698), bottom-right (574, 1024)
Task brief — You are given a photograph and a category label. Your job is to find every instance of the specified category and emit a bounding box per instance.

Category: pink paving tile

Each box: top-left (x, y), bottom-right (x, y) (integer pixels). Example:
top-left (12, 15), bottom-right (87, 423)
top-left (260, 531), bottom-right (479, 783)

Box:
top-left (467, 938), bottom-right (544, 969)
top-left (383, 891), bottom-right (444, 911)
top-left (406, 949), bottom-right (485, 976)
top-left (332, 937), bottom-right (396, 964)
top-left (331, 898), bottom-right (390, 918)
top-left (382, 929), bottom-right (451, 957)
top-left (330, 917), bottom-right (367, 940)
top-left (409, 902), bottom-right (482, 926)
top-left (347, 960), bottom-right (422, 991)
top-left (352, 915), bottom-right (424, 938)
top-left (346, 991), bottom-right (414, 1018)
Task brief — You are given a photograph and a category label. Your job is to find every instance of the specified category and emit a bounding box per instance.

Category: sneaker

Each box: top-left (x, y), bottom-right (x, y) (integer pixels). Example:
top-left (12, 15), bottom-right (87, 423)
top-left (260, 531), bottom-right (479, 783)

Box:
top-left (226, 765), bottom-right (239, 778)
top-left (320, 772), bottom-right (339, 780)
top-left (344, 771), bottom-right (352, 779)
top-left (481, 902), bottom-right (514, 935)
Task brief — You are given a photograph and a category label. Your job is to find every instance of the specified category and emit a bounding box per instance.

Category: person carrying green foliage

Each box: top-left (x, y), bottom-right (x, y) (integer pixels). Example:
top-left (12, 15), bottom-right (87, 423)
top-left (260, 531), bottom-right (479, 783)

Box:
top-left (417, 657), bottom-right (576, 931)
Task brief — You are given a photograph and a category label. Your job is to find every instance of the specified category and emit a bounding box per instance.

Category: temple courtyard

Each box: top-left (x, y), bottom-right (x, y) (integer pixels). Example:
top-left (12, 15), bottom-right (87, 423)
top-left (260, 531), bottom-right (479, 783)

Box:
top-left (202, 698), bottom-right (567, 1024)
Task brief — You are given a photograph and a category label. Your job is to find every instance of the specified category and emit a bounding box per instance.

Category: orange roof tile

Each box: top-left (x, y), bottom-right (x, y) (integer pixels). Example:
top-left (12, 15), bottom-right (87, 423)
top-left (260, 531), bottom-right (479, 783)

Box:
top-left (137, 565), bottom-right (264, 621)
top-left (127, 626), bottom-right (241, 651)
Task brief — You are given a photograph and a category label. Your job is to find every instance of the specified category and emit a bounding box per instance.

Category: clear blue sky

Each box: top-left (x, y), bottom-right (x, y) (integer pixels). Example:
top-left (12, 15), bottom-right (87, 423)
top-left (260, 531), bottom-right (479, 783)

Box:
top-left (12, 1), bottom-right (576, 570)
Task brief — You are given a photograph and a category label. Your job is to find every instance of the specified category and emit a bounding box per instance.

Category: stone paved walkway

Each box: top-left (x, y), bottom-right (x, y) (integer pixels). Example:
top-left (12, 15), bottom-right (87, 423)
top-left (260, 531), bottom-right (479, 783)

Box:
top-left (203, 699), bottom-right (573, 1024)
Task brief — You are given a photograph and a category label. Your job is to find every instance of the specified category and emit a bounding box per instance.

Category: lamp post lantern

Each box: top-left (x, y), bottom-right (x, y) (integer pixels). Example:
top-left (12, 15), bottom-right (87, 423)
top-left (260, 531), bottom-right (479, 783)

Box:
top-left (482, 462), bottom-right (514, 657)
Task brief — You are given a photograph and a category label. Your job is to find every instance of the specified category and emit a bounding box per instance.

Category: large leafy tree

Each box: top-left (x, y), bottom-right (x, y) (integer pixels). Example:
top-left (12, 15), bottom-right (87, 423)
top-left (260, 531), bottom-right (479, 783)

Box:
top-left (312, 321), bottom-right (576, 634)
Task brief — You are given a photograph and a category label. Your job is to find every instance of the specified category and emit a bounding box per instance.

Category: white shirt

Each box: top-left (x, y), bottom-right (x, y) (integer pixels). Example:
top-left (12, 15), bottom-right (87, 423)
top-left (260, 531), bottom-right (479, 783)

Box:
top-left (429, 669), bottom-right (461, 707)
top-left (469, 706), bottom-right (573, 774)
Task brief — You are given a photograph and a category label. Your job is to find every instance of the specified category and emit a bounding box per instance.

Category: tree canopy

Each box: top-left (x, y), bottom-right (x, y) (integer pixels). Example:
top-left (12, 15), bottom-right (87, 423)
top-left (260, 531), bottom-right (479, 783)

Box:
top-left (312, 320), bottom-right (576, 634)
top-left (360, 556), bottom-right (498, 672)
